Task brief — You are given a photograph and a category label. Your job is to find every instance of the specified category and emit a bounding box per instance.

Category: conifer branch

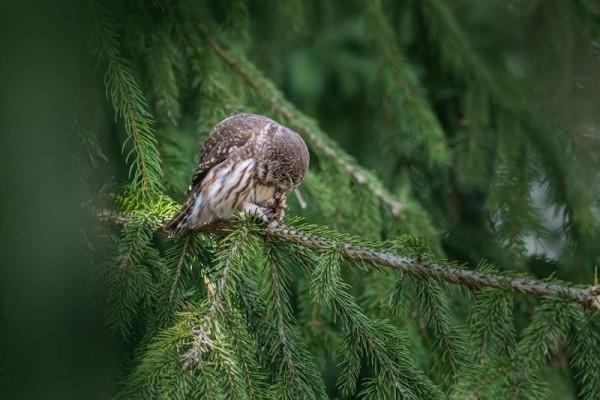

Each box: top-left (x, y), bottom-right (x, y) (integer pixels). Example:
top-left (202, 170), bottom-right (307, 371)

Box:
top-left (264, 247), bottom-right (295, 368)
top-left (169, 237), bottom-right (189, 303)
top-left (199, 29), bottom-right (405, 216)
top-left (208, 234), bottom-right (242, 317)
top-left (269, 225), bottom-right (600, 310)
top-left (365, 0), bottom-right (450, 165)
top-left (87, 0), bottom-right (163, 194)
top-left (98, 210), bottom-right (600, 310)
top-left (420, 0), bottom-right (499, 96)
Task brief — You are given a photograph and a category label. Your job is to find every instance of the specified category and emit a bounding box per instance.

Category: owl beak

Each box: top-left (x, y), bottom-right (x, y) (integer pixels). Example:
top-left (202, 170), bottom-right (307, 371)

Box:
top-left (276, 180), bottom-right (291, 192)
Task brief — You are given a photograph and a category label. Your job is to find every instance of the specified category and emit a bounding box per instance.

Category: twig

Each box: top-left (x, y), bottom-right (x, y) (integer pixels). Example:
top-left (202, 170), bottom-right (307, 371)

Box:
top-left (293, 189), bottom-right (307, 209)
top-left (200, 29), bottom-right (405, 216)
top-left (99, 210), bottom-right (600, 311)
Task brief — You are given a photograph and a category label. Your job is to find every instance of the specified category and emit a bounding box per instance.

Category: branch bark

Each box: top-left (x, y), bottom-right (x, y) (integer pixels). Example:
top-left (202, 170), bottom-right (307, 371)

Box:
top-left (269, 225), bottom-right (600, 310)
top-left (98, 209), bottom-right (600, 311)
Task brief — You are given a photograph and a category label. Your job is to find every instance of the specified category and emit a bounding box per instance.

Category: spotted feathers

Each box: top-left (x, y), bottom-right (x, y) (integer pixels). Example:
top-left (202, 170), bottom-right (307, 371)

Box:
top-left (166, 113), bottom-right (309, 233)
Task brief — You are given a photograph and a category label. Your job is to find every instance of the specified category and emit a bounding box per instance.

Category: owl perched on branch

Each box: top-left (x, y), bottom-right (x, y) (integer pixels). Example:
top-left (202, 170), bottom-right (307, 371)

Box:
top-left (166, 113), bottom-right (309, 234)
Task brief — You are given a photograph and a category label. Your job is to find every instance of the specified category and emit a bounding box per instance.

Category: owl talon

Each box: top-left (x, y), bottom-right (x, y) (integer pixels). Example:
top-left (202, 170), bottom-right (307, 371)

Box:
top-left (241, 202), bottom-right (269, 223)
top-left (265, 192), bottom-right (287, 222)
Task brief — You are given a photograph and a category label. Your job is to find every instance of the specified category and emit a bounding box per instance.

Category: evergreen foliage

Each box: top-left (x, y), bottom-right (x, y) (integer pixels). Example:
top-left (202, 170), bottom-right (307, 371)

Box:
top-left (74, 0), bottom-right (600, 398)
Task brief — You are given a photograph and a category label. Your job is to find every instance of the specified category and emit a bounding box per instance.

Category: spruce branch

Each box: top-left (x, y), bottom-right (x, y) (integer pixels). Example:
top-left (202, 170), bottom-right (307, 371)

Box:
top-left (364, 0), bottom-right (450, 165)
top-left (255, 242), bottom-right (328, 398)
top-left (307, 246), bottom-right (442, 397)
top-left (466, 277), bottom-right (516, 362)
top-left (98, 209), bottom-right (600, 311)
top-left (183, 227), bottom-right (254, 368)
top-left (199, 28), bottom-right (405, 216)
top-left (409, 278), bottom-right (466, 382)
top-left (568, 309), bottom-right (600, 399)
top-left (420, 0), bottom-right (597, 249)
top-left (263, 246), bottom-right (295, 368)
top-left (169, 237), bottom-right (190, 303)
top-left (87, 0), bottom-right (163, 194)
top-left (420, 0), bottom-right (499, 96)
top-left (268, 225), bottom-right (600, 310)
top-left (178, 229), bottom-right (262, 399)
top-left (146, 25), bottom-right (183, 126)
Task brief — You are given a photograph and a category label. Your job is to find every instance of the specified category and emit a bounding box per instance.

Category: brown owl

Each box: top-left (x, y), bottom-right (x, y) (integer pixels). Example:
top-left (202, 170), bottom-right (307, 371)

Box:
top-left (166, 113), bottom-right (309, 233)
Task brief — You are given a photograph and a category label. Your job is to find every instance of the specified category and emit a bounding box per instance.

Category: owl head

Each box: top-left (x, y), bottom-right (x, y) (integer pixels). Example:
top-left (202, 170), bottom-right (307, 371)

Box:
top-left (256, 122), bottom-right (309, 192)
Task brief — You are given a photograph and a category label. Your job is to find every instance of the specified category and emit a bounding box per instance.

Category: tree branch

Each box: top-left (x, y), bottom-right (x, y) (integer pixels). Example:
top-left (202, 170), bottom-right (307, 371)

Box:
top-left (97, 209), bottom-right (600, 311)
top-left (87, 0), bottom-right (163, 194)
top-left (268, 225), bottom-right (600, 310)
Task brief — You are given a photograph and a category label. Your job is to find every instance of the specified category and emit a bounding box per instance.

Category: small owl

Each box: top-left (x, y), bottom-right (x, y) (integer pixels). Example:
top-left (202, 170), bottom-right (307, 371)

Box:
top-left (166, 113), bottom-right (309, 233)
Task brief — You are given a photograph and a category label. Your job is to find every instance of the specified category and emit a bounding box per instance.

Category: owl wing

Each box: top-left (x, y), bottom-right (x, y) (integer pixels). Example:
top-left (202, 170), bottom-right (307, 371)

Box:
top-left (167, 140), bottom-right (258, 233)
top-left (167, 113), bottom-right (273, 234)
top-left (189, 113), bottom-right (270, 192)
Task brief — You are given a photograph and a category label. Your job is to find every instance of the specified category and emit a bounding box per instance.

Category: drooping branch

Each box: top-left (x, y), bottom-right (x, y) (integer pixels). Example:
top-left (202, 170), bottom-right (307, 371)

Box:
top-left (87, 0), bottom-right (163, 194)
top-left (364, 0), bottom-right (450, 165)
top-left (97, 209), bottom-right (600, 311)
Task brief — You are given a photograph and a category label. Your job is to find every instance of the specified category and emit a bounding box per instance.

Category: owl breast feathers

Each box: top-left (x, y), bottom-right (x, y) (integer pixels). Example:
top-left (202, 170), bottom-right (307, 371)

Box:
top-left (166, 113), bottom-right (310, 233)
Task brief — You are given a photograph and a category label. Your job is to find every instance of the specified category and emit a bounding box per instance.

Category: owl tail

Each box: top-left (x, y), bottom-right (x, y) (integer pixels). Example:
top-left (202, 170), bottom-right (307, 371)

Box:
top-left (165, 194), bottom-right (213, 235)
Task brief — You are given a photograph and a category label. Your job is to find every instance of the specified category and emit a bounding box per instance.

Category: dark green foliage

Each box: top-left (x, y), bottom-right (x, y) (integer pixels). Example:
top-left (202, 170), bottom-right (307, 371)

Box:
top-left (466, 264), bottom-right (516, 362)
top-left (569, 311), bottom-right (600, 399)
top-left (101, 212), bottom-right (162, 337)
top-left (365, 0), bottom-right (450, 166)
top-left (258, 244), bottom-right (328, 399)
top-left (86, 0), bottom-right (164, 196)
top-left (79, 0), bottom-right (600, 398)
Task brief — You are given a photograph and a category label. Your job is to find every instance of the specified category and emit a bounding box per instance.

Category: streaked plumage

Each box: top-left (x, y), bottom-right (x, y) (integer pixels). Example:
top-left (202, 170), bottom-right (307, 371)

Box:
top-left (166, 113), bottom-right (309, 233)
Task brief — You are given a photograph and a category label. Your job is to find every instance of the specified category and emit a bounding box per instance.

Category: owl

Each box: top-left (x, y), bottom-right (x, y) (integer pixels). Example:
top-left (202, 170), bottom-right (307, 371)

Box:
top-left (166, 113), bottom-right (309, 233)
